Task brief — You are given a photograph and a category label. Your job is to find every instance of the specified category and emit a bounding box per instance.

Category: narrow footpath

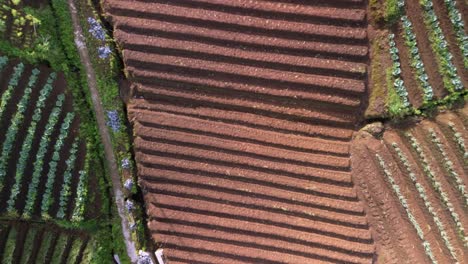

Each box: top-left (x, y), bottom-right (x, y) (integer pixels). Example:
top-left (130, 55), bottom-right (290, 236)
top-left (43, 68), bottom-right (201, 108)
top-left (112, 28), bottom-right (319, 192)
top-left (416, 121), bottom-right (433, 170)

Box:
top-left (67, 0), bottom-right (138, 262)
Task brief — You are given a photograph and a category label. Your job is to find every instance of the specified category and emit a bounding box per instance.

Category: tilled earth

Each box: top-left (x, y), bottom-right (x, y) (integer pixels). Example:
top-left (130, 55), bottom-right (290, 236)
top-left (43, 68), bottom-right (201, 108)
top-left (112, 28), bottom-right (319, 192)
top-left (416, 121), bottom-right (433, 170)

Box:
top-left (96, 0), bottom-right (468, 263)
top-left (353, 107), bottom-right (468, 264)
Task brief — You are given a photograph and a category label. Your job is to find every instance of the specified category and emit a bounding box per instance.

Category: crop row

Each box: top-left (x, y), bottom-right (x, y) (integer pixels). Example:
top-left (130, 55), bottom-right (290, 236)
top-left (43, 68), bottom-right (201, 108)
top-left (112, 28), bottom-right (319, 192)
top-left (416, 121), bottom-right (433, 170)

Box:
top-left (419, 0), bottom-right (463, 92)
top-left (57, 139), bottom-right (79, 219)
top-left (2, 226), bottom-right (17, 264)
top-left (427, 128), bottom-right (467, 205)
top-left (41, 112), bottom-right (75, 219)
top-left (51, 234), bottom-right (68, 264)
top-left (406, 133), bottom-right (467, 246)
top-left (23, 94), bottom-right (66, 218)
top-left (442, 0), bottom-right (468, 68)
top-left (0, 62), bottom-right (25, 124)
top-left (67, 238), bottom-right (84, 263)
top-left (1, 1), bottom-right (40, 48)
top-left (71, 153), bottom-right (89, 222)
top-left (400, 15), bottom-right (434, 102)
top-left (0, 224), bottom-right (86, 264)
top-left (375, 153), bottom-right (437, 263)
top-left (447, 122), bottom-right (467, 161)
top-left (0, 67), bottom-right (39, 191)
top-left (36, 231), bottom-right (54, 263)
top-left (6, 73), bottom-right (57, 213)
top-left (0, 56), bottom-right (8, 71)
top-left (388, 33), bottom-right (411, 108)
top-left (19, 226), bottom-right (38, 264)
top-left (391, 142), bottom-right (457, 260)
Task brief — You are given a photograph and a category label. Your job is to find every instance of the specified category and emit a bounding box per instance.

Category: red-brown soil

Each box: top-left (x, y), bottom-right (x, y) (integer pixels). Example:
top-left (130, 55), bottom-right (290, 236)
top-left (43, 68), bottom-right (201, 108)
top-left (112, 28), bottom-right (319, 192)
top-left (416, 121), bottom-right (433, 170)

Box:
top-left (104, 0), bottom-right (374, 263)
top-left (393, 26), bottom-right (423, 108)
top-left (352, 108), bottom-right (468, 264)
top-left (432, 0), bottom-right (468, 88)
top-left (403, 0), bottom-right (448, 99)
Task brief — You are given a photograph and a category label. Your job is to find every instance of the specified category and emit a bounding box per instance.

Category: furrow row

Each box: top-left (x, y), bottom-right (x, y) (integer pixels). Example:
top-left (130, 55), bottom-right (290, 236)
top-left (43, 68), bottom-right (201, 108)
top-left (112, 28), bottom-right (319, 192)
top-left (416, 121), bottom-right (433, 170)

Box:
top-left (135, 136), bottom-right (352, 185)
top-left (109, 1), bottom-right (367, 41)
top-left (124, 50), bottom-right (366, 94)
top-left (130, 99), bottom-right (354, 140)
top-left (131, 110), bottom-right (351, 156)
top-left (113, 18), bottom-right (368, 60)
top-left (132, 0), bottom-right (366, 23)
top-left (134, 122), bottom-right (350, 169)
top-left (131, 72), bottom-right (363, 109)
top-left (116, 30), bottom-right (367, 78)
top-left (137, 162), bottom-right (361, 212)
top-left (140, 172), bottom-right (365, 226)
top-left (149, 195), bottom-right (372, 242)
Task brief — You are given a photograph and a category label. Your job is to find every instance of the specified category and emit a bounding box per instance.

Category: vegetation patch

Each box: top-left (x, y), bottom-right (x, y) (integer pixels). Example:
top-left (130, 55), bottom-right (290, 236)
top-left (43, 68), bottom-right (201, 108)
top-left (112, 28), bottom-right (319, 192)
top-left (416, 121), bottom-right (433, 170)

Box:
top-left (0, 0), bottom-right (127, 262)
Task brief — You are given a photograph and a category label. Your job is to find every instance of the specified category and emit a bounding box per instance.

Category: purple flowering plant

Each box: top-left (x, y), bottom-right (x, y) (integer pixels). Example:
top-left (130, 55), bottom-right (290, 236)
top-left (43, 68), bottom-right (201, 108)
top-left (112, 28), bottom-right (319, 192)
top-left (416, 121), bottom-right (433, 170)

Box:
top-left (106, 110), bottom-right (120, 131)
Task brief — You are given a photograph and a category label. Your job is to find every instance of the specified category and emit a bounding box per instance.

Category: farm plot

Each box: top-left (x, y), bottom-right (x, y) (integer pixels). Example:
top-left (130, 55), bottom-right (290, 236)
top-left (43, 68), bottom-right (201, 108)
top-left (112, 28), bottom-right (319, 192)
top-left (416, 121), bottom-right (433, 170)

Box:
top-left (0, 55), bottom-right (93, 223)
top-left (0, 1), bottom-right (40, 48)
top-left (352, 107), bottom-right (468, 264)
top-left (367, 0), bottom-right (466, 118)
top-left (104, 0), bottom-right (375, 262)
top-left (0, 221), bottom-right (89, 264)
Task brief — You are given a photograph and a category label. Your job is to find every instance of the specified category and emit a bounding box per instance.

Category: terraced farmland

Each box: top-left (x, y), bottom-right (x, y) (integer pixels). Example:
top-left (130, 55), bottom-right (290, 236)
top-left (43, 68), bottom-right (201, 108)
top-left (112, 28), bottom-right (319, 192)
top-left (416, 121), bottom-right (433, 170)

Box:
top-left (104, 0), bottom-right (375, 263)
top-left (0, 221), bottom-right (91, 264)
top-left (353, 107), bottom-right (468, 263)
top-left (0, 55), bottom-right (92, 222)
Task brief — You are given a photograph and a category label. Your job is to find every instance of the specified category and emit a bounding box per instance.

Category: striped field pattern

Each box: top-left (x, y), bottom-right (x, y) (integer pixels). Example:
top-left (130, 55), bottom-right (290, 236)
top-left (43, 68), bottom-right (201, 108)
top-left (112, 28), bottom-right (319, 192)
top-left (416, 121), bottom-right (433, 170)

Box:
top-left (104, 0), bottom-right (374, 263)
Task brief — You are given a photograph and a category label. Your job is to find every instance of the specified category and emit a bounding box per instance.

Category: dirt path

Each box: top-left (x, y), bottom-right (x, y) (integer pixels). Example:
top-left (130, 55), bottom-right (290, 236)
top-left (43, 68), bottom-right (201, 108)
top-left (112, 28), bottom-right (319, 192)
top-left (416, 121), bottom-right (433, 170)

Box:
top-left (67, 0), bottom-right (138, 262)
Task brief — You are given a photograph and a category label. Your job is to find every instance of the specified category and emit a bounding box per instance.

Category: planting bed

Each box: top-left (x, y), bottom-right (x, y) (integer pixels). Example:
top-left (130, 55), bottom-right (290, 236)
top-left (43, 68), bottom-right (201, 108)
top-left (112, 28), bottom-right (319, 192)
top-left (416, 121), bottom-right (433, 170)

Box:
top-left (0, 221), bottom-right (89, 264)
top-left (367, 0), bottom-right (467, 118)
top-left (0, 3), bottom-right (37, 48)
top-left (353, 106), bottom-right (468, 264)
top-left (0, 56), bottom-right (93, 222)
top-left (104, 0), bottom-right (375, 263)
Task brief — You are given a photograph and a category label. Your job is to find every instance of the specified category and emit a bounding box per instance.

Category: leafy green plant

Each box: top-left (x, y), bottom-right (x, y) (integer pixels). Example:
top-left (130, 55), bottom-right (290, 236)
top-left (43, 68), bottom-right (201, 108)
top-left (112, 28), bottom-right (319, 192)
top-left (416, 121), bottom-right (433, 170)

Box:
top-left (386, 68), bottom-right (410, 118)
top-left (443, 0), bottom-right (468, 68)
top-left (388, 33), bottom-right (411, 108)
top-left (50, 234), bottom-right (68, 264)
top-left (375, 153), bottom-right (437, 263)
top-left (36, 231), bottom-right (54, 264)
top-left (66, 238), bottom-right (84, 263)
top-left (406, 132), bottom-right (466, 245)
top-left (0, 55), bottom-right (8, 70)
top-left (385, 0), bottom-right (404, 25)
top-left (448, 122), bottom-right (467, 160)
top-left (400, 16), bottom-right (434, 103)
top-left (19, 227), bottom-right (38, 264)
top-left (419, 0), bottom-right (463, 93)
top-left (427, 128), bottom-right (467, 205)
top-left (0, 62), bottom-right (25, 124)
top-left (41, 112), bottom-right (76, 218)
top-left (0, 67), bottom-right (39, 192)
top-left (392, 142), bottom-right (457, 260)
top-left (7, 72), bottom-right (56, 213)
top-left (72, 159), bottom-right (89, 222)
top-left (23, 94), bottom-right (66, 218)
top-left (2, 227), bottom-right (17, 264)
top-left (57, 140), bottom-right (79, 219)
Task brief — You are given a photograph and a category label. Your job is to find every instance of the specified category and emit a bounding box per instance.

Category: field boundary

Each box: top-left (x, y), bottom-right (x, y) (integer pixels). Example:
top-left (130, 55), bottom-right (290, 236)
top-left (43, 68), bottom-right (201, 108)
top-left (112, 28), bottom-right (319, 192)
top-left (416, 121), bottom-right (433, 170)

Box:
top-left (67, 0), bottom-right (138, 262)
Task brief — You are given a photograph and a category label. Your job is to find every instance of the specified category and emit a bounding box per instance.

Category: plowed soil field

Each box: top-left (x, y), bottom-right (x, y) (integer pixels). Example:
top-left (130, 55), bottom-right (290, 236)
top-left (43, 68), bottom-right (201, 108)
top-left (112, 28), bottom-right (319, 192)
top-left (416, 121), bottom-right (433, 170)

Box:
top-left (353, 106), bottom-right (468, 264)
top-left (104, 0), bottom-right (375, 263)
